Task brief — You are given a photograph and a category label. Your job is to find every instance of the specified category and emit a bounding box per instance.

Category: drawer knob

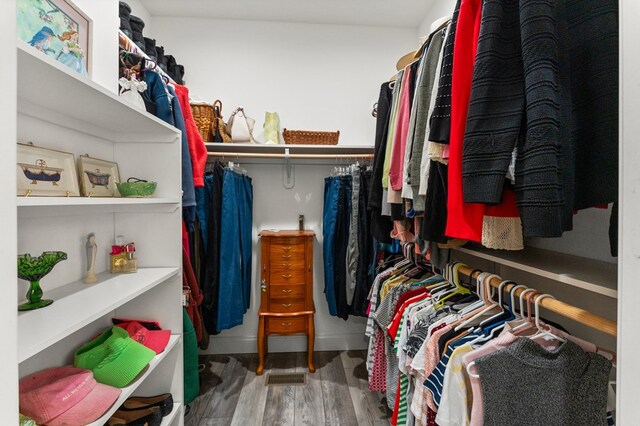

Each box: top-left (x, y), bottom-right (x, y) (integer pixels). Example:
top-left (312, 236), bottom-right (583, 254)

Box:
top-left (282, 263), bottom-right (292, 269)
top-left (281, 254), bottom-right (292, 259)
top-left (282, 303), bottom-right (293, 308)
top-left (282, 246), bottom-right (292, 251)
top-left (282, 274), bottom-right (292, 279)
top-left (281, 289), bottom-right (293, 294)
top-left (261, 279), bottom-right (267, 292)
top-left (282, 322), bottom-right (292, 327)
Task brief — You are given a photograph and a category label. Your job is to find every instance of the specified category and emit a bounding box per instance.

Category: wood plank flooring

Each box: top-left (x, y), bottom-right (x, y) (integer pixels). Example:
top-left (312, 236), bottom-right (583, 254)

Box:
top-left (186, 350), bottom-right (391, 426)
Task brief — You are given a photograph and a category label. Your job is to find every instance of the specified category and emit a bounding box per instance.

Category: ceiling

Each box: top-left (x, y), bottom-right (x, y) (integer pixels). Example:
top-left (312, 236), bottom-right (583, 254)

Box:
top-left (138, 0), bottom-right (432, 28)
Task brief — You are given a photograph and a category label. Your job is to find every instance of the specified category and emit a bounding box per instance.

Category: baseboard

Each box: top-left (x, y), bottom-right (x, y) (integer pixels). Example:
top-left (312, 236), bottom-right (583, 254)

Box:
top-left (202, 332), bottom-right (368, 354)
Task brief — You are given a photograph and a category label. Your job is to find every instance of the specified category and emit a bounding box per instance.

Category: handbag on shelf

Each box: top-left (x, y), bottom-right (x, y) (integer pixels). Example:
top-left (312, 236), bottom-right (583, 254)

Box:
top-left (262, 111), bottom-right (281, 144)
top-left (211, 100), bottom-right (232, 143)
top-left (227, 107), bottom-right (256, 143)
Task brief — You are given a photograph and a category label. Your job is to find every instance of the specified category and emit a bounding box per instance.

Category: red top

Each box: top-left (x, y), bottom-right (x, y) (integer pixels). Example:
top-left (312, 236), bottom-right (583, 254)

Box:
top-left (446, 0), bottom-right (485, 241)
top-left (173, 84), bottom-right (208, 187)
top-left (388, 287), bottom-right (430, 339)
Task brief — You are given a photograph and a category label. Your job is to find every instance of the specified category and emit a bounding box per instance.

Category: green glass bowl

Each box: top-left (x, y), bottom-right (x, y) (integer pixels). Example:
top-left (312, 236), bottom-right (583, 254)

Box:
top-left (116, 181), bottom-right (157, 198)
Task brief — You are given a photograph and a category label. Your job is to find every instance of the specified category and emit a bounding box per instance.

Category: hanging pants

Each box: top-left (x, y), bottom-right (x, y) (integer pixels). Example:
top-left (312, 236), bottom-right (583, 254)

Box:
top-left (216, 169), bottom-right (253, 331)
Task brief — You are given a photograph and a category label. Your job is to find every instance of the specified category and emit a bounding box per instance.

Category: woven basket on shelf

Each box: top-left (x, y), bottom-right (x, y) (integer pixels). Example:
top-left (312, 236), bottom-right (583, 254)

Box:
top-left (282, 129), bottom-right (340, 145)
top-left (190, 103), bottom-right (214, 142)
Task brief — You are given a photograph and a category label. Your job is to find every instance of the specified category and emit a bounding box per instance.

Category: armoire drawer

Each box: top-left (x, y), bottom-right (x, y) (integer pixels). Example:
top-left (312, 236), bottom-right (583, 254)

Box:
top-left (267, 316), bottom-right (307, 334)
top-left (269, 297), bottom-right (306, 313)
top-left (269, 283), bottom-right (306, 298)
top-left (270, 269), bottom-right (306, 284)
top-left (269, 237), bottom-right (305, 246)
top-left (270, 244), bottom-right (305, 257)
top-left (269, 259), bottom-right (306, 272)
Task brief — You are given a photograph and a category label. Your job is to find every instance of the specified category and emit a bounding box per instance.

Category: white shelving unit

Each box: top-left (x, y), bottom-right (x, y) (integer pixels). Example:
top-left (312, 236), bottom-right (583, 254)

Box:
top-left (455, 245), bottom-right (618, 298)
top-left (14, 42), bottom-right (184, 425)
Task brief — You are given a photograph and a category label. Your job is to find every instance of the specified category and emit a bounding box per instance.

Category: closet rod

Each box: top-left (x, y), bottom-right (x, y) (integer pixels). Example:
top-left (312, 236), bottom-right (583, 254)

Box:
top-left (456, 264), bottom-right (618, 336)
top-left (207, 152), bottom-right (374, 160)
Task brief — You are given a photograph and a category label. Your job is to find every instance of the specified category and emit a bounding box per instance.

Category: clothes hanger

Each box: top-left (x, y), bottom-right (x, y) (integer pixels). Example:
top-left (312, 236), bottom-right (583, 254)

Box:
top-left (432, 263), bottom-right (471, 308)
top-left (508, 284), bottom-right (528, 319)
top-left (528, 294), bottom-right (566, 343)
top-left (453, 273), bottom-right (501, 331)
top-left (511, 288), bottom-right (537, 333)
top-left (478, 280), bottom-right (516, 329)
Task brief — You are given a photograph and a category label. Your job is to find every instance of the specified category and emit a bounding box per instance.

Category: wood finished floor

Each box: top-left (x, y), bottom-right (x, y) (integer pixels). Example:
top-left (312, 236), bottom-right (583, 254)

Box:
top-left (185, 350), bottom-right (392, 426)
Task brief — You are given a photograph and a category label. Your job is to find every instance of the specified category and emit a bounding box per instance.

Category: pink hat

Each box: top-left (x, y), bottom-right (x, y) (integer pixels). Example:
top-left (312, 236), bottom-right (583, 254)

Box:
top-left (119, 321), bottom-right (171, 354)
top-left (19, 366), bottom-right (121, 426)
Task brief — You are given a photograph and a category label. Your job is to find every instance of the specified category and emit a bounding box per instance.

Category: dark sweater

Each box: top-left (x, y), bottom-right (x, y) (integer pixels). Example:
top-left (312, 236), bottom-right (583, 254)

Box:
top-left (476, 338), bottom-right (611, 426)
top-left (567, 0), bottom-right (618, 210)
top-left (369, 82), bottom-right (393, 211)
top-left (428, 0), bottom-right (462, 144)
top-left (462, 0), bottom-right (618, 238)
top-left (461, 0), bottom-right (567, 237)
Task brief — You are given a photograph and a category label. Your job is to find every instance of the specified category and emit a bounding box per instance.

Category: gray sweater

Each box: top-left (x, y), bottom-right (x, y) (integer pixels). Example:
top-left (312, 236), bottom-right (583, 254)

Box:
top-left (475, 337), bottom-right (611, 426)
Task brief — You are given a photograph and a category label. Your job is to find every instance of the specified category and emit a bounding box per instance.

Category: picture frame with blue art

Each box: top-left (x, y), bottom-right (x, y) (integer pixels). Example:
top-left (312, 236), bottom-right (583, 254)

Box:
top-left (17, 0), bottom-right (91, 78)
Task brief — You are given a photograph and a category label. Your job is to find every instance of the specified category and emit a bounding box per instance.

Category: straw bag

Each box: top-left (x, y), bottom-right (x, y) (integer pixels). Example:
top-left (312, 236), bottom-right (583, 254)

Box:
top-left (190, 102), bottom-right (214, 142)
top-left (211, 100), bottom-right (232, 143)
top-left (227, 107), bottom-right (256, 143)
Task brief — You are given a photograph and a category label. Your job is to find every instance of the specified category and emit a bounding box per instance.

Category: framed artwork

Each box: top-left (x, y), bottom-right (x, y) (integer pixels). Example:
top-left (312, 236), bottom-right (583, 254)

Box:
top-left (78, 155), bottom-right (120, 197)
top-left (17, 0), bottom-right (91, 78)
top-left (17, 143), bottom-right (80, 197)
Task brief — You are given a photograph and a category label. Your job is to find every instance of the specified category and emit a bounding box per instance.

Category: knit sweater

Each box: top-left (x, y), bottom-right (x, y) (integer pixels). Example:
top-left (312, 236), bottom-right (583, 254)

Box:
top-left (410, 26), bottom-right (447, 211)
top-left (475, 338), bottom-right (611, 426)
top-left (428, 0), bottom-right (462, 144)
top-left (462, 0), bottom-right (568, 237)
top-left (567, 0), bottom-right (618, 210)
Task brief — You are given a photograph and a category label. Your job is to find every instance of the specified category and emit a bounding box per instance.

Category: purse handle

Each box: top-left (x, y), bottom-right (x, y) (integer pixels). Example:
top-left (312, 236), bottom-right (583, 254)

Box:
top-left (213, 99), bottom-right (223, 118)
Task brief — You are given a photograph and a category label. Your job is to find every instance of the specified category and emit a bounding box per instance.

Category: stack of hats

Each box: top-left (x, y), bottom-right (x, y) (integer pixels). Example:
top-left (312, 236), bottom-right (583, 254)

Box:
top-left (19, 366), bottom-right (121, 425)
top-left (119, 1), bottom-right (185, 84)
top-left (19, 320), bottom-right (174, 425)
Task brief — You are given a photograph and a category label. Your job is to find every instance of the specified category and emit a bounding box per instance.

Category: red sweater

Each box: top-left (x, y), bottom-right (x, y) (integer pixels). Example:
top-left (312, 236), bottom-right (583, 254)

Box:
top-left (174, 84), bottom-right (208, 187)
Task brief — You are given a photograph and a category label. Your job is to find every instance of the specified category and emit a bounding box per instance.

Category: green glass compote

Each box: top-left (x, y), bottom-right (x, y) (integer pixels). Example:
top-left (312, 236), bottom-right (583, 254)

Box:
top-left (17, 251), bottom-right (68, 311)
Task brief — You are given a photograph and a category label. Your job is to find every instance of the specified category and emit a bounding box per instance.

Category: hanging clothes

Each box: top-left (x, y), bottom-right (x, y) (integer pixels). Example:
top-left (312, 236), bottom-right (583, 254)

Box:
top-left (216, 167), bottom-right (253, 331)
top-left (323, 166), bottom-right (375, 319)
top-left (364, 259), bottom-right (616, 426)
top-left (198, 161), bottom-right (225, 335)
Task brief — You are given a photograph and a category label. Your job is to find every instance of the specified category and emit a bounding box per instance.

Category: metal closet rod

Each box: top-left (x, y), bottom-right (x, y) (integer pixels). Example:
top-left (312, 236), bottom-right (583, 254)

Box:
top-left (207, 152), bottom-right (374, 159)
top-left (456, 264), bottom-right (617, 336)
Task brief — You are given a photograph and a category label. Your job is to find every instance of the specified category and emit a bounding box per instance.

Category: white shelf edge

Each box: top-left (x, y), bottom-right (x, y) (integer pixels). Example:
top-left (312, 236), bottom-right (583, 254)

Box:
top-left (16, 41), bottom-right (179, 142)
top-left (454, 246), bottom-right (618, 299)
top-left (86, 335), bottom-right (182, 426)
top-left (16, 197), bottom-right (181, 207)
top-left (18, 267), bottom-right (180, 362)
top-left (205, 143), bottom-right (374, 154)
top-left (161, 403), bottom-right (183, 426)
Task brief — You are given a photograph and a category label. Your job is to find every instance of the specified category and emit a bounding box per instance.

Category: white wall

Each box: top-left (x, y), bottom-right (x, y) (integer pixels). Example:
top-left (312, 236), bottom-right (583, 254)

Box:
top-left (205, 160), bottom-right (372, 354)
top-left (149, 17), bottom-right (417, 146)
top-left (147, 17), bottom-right (415, 352)
top-left (1, 0), bottom-right (17, 422)
top-left (125, 0), bottom-right (153, 35)
top-left (417, 0), bottom-right (454, 38)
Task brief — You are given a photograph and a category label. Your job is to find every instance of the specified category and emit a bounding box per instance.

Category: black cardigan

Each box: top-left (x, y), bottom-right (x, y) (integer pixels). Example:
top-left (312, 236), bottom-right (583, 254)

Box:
top-left (461, 0), bottom-right (618, 238)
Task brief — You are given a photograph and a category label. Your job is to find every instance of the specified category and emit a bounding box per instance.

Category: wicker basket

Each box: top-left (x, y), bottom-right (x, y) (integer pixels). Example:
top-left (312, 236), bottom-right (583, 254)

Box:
top-left (190, 103), bottom-right (213, 142)
top-left (282, 129), bottom-right (340, 145)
